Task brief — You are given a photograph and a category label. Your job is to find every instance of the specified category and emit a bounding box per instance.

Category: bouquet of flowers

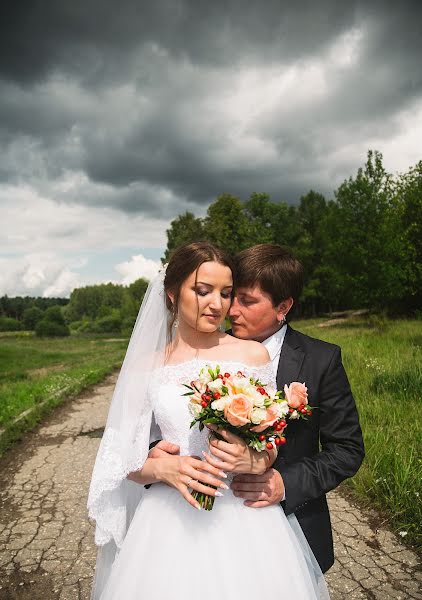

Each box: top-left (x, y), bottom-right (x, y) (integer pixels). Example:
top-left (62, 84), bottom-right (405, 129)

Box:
top-left (183, 364), bottom-right (313, 510)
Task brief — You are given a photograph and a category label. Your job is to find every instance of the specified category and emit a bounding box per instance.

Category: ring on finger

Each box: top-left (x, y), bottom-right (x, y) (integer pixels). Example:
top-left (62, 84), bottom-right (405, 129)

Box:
top-left (186, 477), bottom-right (194, 488)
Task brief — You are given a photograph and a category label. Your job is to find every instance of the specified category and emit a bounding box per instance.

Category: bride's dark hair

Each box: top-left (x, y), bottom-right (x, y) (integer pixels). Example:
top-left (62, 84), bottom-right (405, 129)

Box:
top-left (164, 241), bottom-right (234, 339)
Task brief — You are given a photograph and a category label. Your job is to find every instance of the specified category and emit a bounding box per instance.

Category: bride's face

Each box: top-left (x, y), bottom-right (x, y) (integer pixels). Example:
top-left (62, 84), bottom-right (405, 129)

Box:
top-left (176, 261), bottom-right (233, 333)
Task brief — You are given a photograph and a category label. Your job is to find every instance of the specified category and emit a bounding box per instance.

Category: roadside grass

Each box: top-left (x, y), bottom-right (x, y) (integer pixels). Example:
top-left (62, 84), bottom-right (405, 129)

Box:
top-left (0, 333), bottom-right (127, 455)
top-left (294, 316), bottom-right (422, 548)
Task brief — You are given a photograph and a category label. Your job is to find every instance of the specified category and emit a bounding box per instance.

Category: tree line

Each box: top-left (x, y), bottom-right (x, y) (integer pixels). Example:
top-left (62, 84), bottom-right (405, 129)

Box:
top-left (0, 280), bottom-right (149, 336)
top-left (1, 150), bottom-right (420, 335)
top-left (165, 150), bottom-right (421, 315)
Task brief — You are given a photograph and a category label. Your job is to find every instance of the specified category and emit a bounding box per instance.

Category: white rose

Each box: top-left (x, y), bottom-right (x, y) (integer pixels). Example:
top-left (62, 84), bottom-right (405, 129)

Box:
top-left (289, 409), bottom-right (299, 420)
top-left (277, 401), bottom-right (289, 417)
top-left (252, 391), bottom-right (266, 408)
top-left (251, 407), bottom-right (267, 425)
top-left (211, 397), bottom-right (230, 411)
top-left (189, 402), bottom-right (203, 418)
top-left (208, 379), bottom-right (223, 392)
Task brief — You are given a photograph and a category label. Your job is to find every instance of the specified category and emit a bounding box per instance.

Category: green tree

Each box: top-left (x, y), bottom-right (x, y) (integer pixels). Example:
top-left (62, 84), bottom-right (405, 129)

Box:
top-left (295, 191), bottom-right (330, 314)
top-left (325, 150), bottom-right (403, 309)
top-left (163, 212), bottom-right (205, 262)
top-left (243, 193), bottom-right (296, 246)
top-left (44, 305), bottom-right (66, 324)
top-left (394, 160), bottom-right (422, 311)
top-left (35, 305), bottom-right (70, 336)
top-left (203, 194), bottom-right (252, 253)
top-left (65, 284), bottom-right (124, 322)
top-left (22, 306), bottom-right (44, 330)
top-left (127, 278), bottom-right (149, 304)
top-left (0, 317), bottom-right (22, 331)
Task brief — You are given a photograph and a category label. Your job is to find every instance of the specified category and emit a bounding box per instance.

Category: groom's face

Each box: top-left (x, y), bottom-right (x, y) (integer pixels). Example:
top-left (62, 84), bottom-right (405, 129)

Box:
top-left (229, 285), bottom-right (283, 342)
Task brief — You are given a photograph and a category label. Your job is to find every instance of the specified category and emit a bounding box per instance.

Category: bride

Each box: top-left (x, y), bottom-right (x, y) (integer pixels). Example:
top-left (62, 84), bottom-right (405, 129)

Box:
top-left (88, 241), bottom-right (330, 599)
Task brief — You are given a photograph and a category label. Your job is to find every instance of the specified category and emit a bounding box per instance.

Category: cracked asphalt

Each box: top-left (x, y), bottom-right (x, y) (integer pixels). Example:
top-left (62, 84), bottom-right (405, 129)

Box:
top-left (0, 375), bottom-right (420, 599)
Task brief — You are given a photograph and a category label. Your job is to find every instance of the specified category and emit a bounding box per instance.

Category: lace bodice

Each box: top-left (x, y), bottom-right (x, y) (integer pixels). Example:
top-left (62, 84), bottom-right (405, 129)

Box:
top-left (150, 359), bottom-right (275, 458)
top-left (88, 359), bottom-right (274, 548)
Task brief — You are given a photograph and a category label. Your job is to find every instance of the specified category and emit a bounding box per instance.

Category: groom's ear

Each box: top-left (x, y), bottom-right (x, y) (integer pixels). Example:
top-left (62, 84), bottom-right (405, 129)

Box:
top-left (277, 297), bottom-right (294, 319)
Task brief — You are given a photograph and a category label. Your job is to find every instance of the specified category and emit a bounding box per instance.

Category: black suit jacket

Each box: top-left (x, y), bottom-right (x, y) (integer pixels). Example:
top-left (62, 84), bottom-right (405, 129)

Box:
top-left (273, 325), bottom-right (365, 572)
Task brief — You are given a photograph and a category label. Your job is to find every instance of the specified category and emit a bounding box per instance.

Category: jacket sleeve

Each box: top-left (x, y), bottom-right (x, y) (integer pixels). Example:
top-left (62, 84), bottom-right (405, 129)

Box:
top-left (275, 347), bottom-right (365, 515)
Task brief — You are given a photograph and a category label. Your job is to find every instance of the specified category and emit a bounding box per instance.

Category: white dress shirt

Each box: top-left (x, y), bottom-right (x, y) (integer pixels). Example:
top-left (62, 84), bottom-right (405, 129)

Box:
top-left (262, 324), bottom-right (287, 377)
top-left (261, 323), bottom-right (287, 501)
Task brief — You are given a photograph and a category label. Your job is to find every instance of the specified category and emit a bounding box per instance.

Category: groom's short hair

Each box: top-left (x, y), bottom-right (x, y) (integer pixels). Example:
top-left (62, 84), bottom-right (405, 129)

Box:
top-left (234, 244), bottom-right (303, 306)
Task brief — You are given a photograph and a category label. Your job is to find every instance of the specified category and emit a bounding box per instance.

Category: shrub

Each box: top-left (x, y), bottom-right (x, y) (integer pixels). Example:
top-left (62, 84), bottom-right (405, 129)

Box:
top-left (74, 320), bottom-right (96, 333)
top-left (92, 314), bottom-right (122, 334)
top-left (44, 305), bottom-right (66, 325)
top-left (121, 315), bottom-right (136, 335)
top-left (22, 307), bottom-right (44, 330)
top-left (35, 320), bottom-right (70, 337)
top-left (0, 317), bottom-right (22, 332)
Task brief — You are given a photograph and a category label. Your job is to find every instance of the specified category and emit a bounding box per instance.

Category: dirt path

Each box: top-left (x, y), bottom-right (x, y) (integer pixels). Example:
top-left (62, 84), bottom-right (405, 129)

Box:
top-left (0, 376), bottom-right (420, 599)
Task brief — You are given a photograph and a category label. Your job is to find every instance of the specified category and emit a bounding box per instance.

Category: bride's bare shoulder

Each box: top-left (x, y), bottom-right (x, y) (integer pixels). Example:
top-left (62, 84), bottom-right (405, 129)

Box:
top-left (221, 335), bottom-right (269, 366)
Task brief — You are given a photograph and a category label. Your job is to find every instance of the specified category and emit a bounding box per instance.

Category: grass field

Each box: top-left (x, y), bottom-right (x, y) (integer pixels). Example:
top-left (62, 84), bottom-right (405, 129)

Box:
top-left (294, 316), bottom-right (422, 548)
top-left (0, 332), bottom-right (127, 454)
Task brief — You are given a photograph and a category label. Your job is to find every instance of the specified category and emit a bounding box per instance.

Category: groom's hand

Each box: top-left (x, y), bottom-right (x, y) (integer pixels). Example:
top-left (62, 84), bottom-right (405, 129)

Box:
top-left (149, 440), bottom-right (180, 458)
top-left (231, 469), bottom-right (285, 508)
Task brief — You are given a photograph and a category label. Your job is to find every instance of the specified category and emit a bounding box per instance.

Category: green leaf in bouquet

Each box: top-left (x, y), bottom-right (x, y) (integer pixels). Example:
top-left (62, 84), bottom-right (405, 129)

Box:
top-left (204, 416), bottom-right (225, 424)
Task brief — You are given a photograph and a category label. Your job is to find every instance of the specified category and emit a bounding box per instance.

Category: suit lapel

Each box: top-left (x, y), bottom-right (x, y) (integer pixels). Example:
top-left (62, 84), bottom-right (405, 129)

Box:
top-left (276, 326), bottom-right (305, 389)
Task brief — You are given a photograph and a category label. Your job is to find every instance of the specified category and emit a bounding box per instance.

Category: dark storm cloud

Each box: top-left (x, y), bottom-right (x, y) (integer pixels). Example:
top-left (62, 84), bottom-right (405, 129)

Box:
top-left (1, 0), bottom-right (421, 214)
top-left (2, 0), bottom-right (358, 84)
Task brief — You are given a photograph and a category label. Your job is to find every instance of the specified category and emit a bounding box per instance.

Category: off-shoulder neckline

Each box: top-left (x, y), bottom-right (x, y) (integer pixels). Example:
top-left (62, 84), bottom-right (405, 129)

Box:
top-left (161, 357), bottom-right (272, 370)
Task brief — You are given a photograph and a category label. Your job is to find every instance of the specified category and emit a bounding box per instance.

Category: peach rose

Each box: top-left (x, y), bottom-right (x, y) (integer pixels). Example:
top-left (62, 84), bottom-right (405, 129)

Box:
top-left (250, 404), bottom-right (280, 433)
top-left (224, 394), bottom-right (253, 427)
top-left (284, 382), bottom-right (308, 409)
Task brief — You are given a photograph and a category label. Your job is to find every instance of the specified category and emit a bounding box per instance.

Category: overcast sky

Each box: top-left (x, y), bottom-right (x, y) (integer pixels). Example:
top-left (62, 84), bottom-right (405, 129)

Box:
top-left (1, 0), bottom-right (421, 297)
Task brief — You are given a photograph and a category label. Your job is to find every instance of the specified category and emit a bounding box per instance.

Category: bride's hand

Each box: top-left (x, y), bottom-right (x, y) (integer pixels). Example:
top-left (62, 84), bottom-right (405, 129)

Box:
top-left (154, 454), bottom-right (229, 510)
top-left (203, 424), bottom-right (277, 475)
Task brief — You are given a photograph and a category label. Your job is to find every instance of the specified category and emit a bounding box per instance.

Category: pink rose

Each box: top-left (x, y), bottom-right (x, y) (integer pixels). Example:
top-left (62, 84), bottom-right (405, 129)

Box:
top-left (250, 405), bottom-right (279, 433)
top-left (224, 394), bottom-right (252, 426)
top-left (284, 382), bottom-right (308, 409)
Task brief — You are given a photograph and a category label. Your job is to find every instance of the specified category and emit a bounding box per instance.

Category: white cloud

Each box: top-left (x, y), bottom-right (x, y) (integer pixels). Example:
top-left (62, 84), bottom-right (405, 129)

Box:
top-left (0, 254), bottom-right (83, 298)
top-left (115, 254), bottom-right (161, 285)
top-left (0, 184), bottom-right (168, 296)
top-left (0, 183), bottom-right (168, 256)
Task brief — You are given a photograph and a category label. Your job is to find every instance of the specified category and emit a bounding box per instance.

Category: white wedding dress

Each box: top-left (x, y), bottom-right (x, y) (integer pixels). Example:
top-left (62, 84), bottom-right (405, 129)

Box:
top-left (96, 359), bottom-right (329, 599)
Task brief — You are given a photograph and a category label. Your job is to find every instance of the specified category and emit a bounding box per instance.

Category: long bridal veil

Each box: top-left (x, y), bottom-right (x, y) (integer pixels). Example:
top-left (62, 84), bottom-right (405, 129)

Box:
top-left (87, 269), bottom-right (169, 599)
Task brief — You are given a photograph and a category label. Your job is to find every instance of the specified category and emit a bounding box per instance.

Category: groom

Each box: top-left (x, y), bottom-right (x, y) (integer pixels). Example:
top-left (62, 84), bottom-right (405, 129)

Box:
top-left (227, 244), bottom-right (365, 573)
top-left (153, 244), bottom-right (365, 573)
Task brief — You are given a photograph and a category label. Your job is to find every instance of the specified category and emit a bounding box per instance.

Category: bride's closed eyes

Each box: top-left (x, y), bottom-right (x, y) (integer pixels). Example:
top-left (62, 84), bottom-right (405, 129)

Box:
top-left (194, 286), bottom-right (232, 299)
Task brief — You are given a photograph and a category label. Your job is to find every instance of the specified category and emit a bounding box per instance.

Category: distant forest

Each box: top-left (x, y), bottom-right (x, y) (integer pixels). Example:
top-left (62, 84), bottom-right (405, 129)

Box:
top-left (1, 150), bottom-right (421, 335)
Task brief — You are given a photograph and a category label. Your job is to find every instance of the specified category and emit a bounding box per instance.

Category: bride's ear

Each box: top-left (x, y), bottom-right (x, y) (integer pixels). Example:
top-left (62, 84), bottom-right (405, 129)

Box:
top-left (167, 290), bottom-right (175, 307)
